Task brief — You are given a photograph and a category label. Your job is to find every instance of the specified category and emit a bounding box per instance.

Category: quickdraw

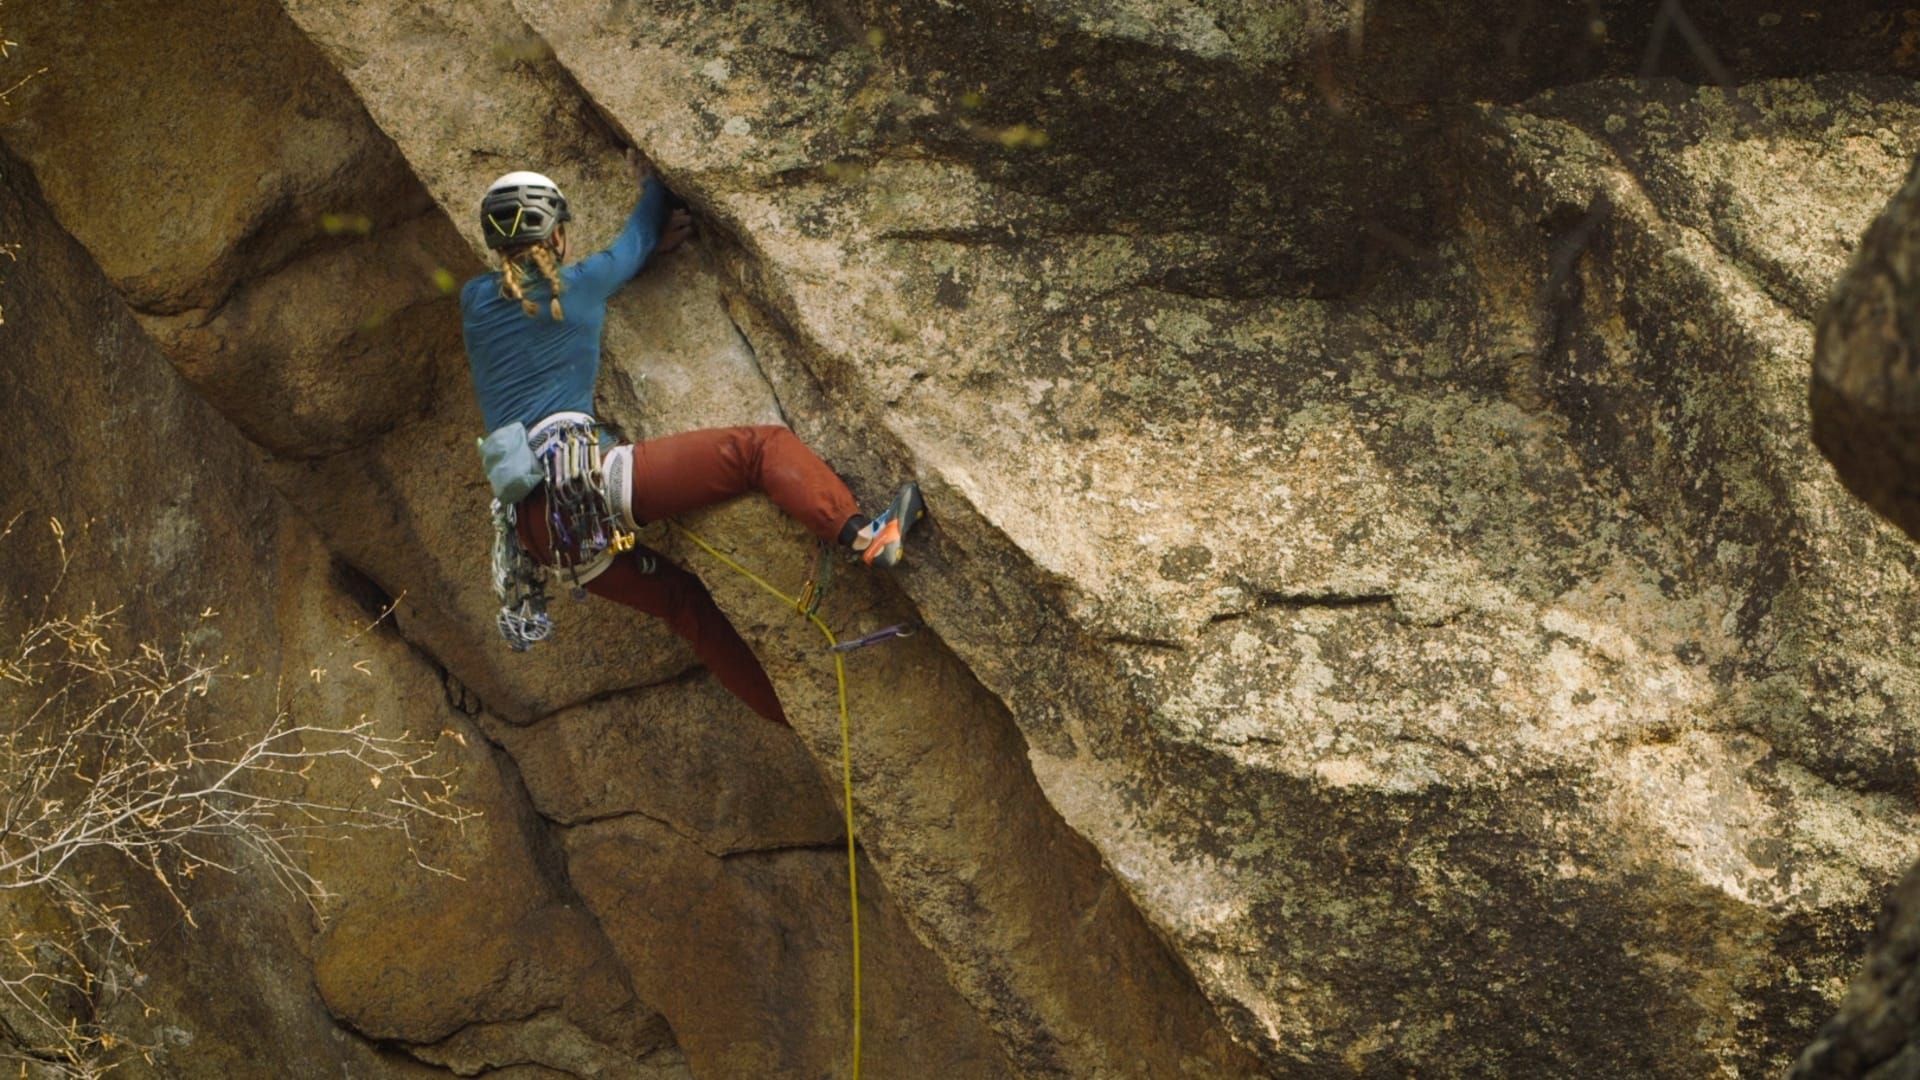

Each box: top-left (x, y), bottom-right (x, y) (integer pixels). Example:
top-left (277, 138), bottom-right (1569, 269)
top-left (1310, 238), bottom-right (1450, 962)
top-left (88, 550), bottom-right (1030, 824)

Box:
top-left (795, 540), bottom-right (836, 617)
top-left (827, 622), bottom-right (917, 653)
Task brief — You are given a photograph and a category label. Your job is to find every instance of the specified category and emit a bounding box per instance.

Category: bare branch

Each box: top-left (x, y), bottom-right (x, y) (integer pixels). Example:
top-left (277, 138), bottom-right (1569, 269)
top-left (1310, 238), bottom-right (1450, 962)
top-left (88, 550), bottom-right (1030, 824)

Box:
top-left (0, 521), bottom-right (477, 1072)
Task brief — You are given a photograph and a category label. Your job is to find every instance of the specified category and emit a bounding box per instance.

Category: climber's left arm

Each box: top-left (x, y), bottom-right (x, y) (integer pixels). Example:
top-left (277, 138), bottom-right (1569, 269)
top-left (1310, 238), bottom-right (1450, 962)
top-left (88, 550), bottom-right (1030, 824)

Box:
top-left (563, 175), bottom-right (668, 304)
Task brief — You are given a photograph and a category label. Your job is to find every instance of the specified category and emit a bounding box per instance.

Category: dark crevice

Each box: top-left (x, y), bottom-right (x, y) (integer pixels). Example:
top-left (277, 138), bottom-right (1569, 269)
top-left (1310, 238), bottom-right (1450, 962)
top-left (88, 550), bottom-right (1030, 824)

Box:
top-left (339, 1032), bottom-right (477, 1078)
top-left (1541, 191), bottom-right (1611, 361)
top-left (327, 556), bottom-right (400, 627)
top-left (716, 838), bottom-right (850, 862)
top-left (540, 802), bottom-right (683, 834)
top-left (1256, 589), bottom-right (1396, 609)
top-left (319, 554), bottom-right (506, 724)
top-left (1101, 633), bottom-right (1183, 651)
top-left (527, 775), bottom-right (844, 859)
top-left (322, 557), bottom-right (499, 726)
top-left (522, 760), bottom-right (844, 860)
top-left (716, 298), bottom-right (794, 430)
top-left (519, 661), bottom-right (712, 730)
top-left (1208, 590), bottom-right (1397, 626)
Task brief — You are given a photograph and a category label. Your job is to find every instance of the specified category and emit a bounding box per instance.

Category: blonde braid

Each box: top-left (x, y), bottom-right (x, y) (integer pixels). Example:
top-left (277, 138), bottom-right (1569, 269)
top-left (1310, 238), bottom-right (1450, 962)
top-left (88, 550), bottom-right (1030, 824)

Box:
top-left (528, 244), bottom-right (565, 321)
top-left (497, 253), bottom-right (538, 318)
top-left (495, 241), bottom-right (565, 320)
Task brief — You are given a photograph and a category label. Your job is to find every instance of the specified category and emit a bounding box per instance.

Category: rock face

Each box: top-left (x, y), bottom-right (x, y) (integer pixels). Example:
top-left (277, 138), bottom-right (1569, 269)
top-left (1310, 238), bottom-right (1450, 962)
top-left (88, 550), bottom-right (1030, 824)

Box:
top-left (2, 141), bottom-right (670, 1078)
top-left (8, 1), bottom-right (1920, 1077)
top-left (1793, 859), bottom-right (1920, 1079)
top-left (3, 2), bottom-right (1003, 1077)
top-left (1813, 157), bottom-right (1920, 543)
top-left (1794, 52), bottom-right (1920, 1080)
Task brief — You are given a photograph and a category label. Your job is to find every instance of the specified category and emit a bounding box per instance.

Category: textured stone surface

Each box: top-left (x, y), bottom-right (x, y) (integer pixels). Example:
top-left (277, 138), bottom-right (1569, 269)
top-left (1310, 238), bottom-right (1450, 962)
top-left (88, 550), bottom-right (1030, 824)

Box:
top-left (273, 0), bottom-right (1268, 1070)
top-left (0, 144), bottom-right (510, 1079)
top-left (1794, 48), bottom-right (1920, 1080)
top-left (498, 3), bottom-right (1920, 1070)
top-left (1794, 861), bottom-right (1920, 1078)
top-left (1812, 156), bottom-right (1920, 544)
top-left (0, 0), bottom-right (449, 456)
top-left (12, 0), bottom-right (1920, 1075)
top-left (566, 814), bottom-right (1010, 1079)
top-left (0, 0), bottom-right (698, 725)
top-left (479, 673), bottom-right (845, 854)
top-left (4, 2), bottom-right (1011, 1075)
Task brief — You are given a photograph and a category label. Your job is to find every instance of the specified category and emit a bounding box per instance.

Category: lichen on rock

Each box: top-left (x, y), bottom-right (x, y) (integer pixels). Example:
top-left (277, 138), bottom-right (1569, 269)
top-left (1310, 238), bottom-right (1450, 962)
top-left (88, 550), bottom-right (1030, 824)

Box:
top-left (8, 0), bottom-right (1920, 1076)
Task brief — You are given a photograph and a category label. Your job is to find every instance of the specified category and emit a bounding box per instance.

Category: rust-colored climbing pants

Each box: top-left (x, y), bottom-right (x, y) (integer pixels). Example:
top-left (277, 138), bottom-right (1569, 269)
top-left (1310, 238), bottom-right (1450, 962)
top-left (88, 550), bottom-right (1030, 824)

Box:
top-left (516, 425), bottom-right (861, 726)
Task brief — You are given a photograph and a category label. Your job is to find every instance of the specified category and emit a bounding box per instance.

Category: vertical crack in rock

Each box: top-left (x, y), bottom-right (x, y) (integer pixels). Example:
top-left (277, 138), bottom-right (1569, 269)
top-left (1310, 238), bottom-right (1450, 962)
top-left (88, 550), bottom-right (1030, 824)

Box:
top-left (498, 4), bottom-right (1920, 1074)
top-left (1, 134), bottom-right (680, 1078)
top-left (15, 0), bottom-right (1920, 1075)
top-left (642, 496), bottom-right (1269, 1078)
top-left (264, 0), bottom-right (1260, 1072)
top-left (719, 299), bottom-right (800, 430)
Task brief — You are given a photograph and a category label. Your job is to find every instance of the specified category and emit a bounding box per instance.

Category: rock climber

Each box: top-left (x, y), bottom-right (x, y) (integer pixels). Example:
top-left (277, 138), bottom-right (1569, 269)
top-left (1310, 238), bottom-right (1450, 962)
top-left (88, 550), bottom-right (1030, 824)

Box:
top-left (461, 148), bottom-right (924, 725)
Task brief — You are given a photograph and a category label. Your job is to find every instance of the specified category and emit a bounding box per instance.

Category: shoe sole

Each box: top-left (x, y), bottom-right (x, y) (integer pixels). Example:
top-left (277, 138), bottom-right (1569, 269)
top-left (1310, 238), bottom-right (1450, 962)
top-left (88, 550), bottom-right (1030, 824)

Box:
top-left (863, 483), bottom-right (925, 568)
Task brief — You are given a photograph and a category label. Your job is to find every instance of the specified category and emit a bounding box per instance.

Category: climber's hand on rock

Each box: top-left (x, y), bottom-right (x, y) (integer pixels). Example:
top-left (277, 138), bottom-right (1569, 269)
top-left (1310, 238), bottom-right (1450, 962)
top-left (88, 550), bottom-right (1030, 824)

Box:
top-left (657, 208), bottom-right (695, 253)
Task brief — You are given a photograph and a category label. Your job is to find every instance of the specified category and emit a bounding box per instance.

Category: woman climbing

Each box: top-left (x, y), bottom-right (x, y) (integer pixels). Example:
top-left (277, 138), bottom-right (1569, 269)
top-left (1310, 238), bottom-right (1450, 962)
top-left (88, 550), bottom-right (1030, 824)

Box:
top-left (462, 148), bottom-right (923, 725)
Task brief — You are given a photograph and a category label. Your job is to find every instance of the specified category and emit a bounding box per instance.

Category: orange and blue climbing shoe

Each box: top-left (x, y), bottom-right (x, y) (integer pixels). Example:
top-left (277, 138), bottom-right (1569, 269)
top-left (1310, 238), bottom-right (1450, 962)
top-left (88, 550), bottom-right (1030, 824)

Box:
top-left (855, 482), bottom-right (926, 568)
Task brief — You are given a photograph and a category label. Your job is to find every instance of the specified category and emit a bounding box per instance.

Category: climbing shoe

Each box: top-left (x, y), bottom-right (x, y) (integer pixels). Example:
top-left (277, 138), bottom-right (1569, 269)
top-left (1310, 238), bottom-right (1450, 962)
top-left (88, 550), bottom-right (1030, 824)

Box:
top-left (854, 482), bottom-right (926, 568)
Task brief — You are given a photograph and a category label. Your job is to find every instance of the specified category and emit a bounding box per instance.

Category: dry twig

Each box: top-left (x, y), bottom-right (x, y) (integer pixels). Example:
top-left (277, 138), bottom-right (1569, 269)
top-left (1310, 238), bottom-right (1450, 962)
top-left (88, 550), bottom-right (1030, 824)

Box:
top-left (0, 518), bottom-right (474, 1075)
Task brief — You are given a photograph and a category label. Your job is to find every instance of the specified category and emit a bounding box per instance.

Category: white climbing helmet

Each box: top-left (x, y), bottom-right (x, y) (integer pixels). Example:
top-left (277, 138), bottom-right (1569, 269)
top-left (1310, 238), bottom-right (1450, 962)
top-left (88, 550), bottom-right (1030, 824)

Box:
top-left (479, 171), bottom-right (572, 250)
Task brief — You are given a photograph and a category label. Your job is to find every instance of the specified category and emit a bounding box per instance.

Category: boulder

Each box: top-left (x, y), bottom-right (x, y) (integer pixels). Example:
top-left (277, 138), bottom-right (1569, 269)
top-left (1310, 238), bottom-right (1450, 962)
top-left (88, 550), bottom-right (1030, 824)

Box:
top-left (1, 141), bottom-right (665, 1078)
top-left (1, 0), bottom-right (698, 725)
top-left (11, 0), bottom-right (1920, 1074)
top-left (514, 4), bottom-right (1920, 1072)
top-left (4, 3), bottom-right (1009, 1074)
top-left (1812, 157), bottom-right (1920, 544)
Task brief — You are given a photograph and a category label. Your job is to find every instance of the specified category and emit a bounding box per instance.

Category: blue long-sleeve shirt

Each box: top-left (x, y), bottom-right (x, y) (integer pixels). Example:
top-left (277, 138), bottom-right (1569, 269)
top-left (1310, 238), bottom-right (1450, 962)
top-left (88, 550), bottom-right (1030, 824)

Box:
top-left (462, 177), bottom-right (668, 432)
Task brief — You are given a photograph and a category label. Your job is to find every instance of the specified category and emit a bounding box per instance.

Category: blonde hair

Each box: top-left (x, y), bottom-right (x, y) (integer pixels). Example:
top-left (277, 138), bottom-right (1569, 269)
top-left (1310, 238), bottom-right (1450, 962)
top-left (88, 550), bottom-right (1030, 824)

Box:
top-left (498, 238), bottom-right (565, 320)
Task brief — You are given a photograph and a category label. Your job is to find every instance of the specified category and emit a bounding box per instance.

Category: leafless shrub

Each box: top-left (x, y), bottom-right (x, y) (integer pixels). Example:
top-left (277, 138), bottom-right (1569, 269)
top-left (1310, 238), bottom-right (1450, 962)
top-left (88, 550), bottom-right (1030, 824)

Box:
top-left (0, 2), bottom-right (46, 125)
top-left (0, 517), bottom-right (476, 1075)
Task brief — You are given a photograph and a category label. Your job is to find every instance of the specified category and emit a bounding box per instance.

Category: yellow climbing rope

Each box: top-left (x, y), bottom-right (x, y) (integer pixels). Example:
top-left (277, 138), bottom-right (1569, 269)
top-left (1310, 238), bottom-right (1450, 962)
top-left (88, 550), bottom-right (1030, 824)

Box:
top-left (670, 522), bottom-right (863, 1078)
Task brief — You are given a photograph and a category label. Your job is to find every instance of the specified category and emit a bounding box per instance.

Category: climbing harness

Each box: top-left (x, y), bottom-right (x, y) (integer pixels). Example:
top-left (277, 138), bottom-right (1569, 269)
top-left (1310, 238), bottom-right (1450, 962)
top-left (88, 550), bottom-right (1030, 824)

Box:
top-left (529, 413), bottom-right (642, 593)
top-left (485, 412), bottom-right (655, 650)
top-left (491, 437), bottom-right (909, 1072)
top-left (670, 522), bottom-right (889, 1080)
